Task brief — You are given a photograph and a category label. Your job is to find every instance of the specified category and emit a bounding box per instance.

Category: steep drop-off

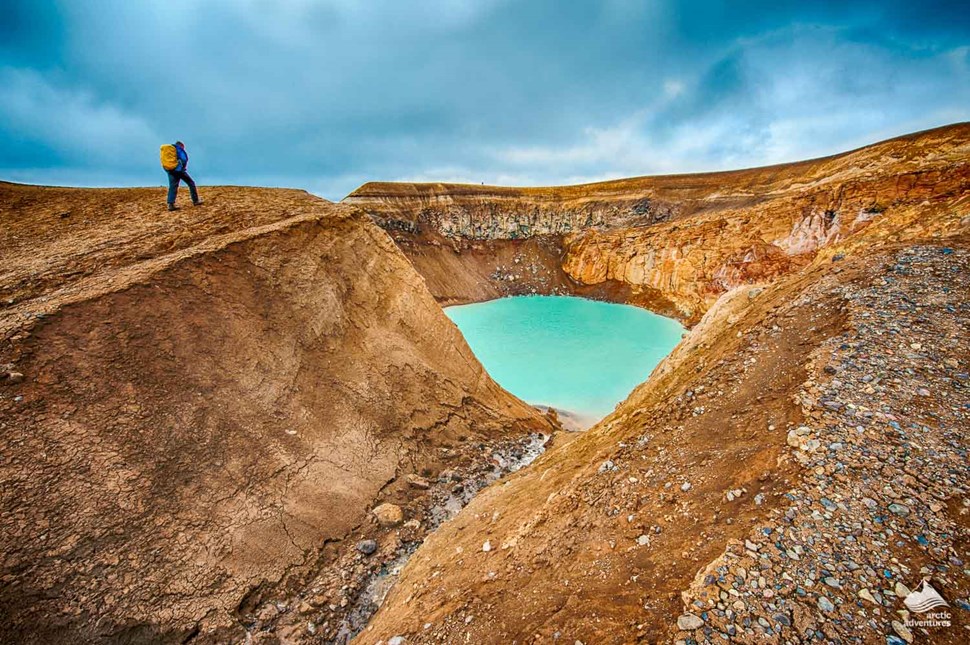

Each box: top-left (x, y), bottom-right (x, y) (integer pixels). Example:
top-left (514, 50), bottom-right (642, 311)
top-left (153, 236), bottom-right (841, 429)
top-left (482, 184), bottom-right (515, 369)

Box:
top-left (0, 185), bottom-right (552, 643)
top-left (345, 123), bottom-right (969, 323)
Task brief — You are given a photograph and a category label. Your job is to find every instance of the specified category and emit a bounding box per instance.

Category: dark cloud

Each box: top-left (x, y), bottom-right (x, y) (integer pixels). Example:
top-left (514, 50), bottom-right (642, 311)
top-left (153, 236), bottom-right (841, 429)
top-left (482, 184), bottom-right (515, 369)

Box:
top-left (1, 0), bottom-right (967, 199)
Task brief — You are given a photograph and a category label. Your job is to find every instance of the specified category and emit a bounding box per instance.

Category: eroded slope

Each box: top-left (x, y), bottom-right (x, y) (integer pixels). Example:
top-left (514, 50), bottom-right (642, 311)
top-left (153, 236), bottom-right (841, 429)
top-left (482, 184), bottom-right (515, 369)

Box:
top-left (0, 186), bottom-right (551, 643)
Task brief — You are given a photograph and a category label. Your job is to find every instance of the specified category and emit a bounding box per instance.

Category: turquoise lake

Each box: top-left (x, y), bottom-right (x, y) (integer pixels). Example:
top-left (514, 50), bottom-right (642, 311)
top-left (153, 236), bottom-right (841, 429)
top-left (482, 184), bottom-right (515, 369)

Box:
top-left (445, 296), bottom-right (684, 425)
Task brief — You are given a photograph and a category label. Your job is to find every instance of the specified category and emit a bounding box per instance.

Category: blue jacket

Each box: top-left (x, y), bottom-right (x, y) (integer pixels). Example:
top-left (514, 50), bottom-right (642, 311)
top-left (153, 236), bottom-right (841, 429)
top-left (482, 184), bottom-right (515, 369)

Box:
top-left (175, 146), bottom-right (188, 172)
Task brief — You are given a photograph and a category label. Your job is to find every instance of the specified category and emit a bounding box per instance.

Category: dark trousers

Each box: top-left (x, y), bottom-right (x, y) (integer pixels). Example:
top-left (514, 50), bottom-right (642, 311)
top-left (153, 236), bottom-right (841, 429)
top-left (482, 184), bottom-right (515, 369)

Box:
top-left (166, 170), bottom-right (199, 205)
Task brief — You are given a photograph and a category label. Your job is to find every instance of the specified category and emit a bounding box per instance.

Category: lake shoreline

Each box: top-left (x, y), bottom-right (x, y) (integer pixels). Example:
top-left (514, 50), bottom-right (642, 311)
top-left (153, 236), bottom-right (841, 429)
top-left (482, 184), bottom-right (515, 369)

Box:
top-left (533, 404), bottom-right (599, 431)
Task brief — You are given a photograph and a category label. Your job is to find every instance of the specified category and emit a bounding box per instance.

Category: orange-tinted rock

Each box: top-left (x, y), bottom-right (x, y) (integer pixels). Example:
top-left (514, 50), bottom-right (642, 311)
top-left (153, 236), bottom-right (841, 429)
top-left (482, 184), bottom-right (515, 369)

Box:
top-left (346, 123), bottom-right (969, 323)
top-left (371, 503), bottom-right (405, 527)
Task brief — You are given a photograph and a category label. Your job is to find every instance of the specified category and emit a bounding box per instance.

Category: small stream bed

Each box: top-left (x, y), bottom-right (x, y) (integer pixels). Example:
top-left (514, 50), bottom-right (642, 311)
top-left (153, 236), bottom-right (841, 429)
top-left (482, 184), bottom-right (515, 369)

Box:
top-left (332, 433), bottom-right (549, 643)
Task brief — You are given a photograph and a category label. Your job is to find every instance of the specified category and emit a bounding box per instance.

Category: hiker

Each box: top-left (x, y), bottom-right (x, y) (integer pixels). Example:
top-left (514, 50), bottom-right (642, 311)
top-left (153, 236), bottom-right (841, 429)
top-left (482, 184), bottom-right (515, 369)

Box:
top-left (159, 141), bottom-right (202, 211)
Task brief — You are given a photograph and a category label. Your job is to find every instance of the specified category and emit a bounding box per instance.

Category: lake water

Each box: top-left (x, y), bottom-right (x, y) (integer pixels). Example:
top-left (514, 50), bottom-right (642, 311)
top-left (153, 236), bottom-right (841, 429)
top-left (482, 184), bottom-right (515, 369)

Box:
top-left (445, 296), bottom-right (683, 427)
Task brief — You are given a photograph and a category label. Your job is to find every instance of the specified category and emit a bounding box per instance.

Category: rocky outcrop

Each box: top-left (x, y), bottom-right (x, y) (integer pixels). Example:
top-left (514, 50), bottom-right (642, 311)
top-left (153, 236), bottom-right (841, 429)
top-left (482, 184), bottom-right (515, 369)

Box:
top-left (560, 218), bottom-right (798, 321)
top-left (0, 185), bottom-right (551, 643)
top-left (345, 187), bottom-right (676, 241)
top-left (345, 123), bottom-right (970, 323)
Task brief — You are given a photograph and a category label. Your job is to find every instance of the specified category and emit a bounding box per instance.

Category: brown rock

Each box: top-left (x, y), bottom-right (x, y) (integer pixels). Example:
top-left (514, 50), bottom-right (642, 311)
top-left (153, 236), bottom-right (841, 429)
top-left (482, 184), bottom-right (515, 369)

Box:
top-left (372, 503), bottom-right (404, 527)
top-left (399, 519), bottom-right (423, 543)
top-left (256, 603), bottom-right (279, 622)
top-left (308, 593), bottom-right (329, 608)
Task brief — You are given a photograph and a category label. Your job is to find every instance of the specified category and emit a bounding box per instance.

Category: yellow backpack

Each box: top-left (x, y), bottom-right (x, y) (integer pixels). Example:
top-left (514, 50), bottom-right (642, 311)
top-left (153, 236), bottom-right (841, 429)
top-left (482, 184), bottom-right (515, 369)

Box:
top-left (160, 144), bottom-right (179, 171)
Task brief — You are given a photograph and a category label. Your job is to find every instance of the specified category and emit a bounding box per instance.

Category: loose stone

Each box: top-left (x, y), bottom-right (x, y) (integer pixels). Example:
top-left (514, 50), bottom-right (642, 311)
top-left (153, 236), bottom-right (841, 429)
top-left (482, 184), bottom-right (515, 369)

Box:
top-left (677, 613), bottom-right (704, 630)
top-left (406, 474), bottom-right (431, 490)
top-left (891, 621), bottom-right (913, 643)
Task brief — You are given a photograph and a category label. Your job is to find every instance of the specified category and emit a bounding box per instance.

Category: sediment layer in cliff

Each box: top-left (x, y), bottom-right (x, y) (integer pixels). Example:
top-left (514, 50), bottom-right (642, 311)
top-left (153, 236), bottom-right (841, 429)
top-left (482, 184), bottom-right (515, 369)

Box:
top-left (0, 184), bottom-right (551, 642)
top-left (345, 123), bottom-right (969, 323)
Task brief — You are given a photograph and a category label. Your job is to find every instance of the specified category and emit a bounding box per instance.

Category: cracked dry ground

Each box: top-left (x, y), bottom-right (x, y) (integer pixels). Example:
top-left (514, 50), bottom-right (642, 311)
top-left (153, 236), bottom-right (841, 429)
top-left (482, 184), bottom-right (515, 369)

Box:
top-left (358, 242), bottom-right (969, 645)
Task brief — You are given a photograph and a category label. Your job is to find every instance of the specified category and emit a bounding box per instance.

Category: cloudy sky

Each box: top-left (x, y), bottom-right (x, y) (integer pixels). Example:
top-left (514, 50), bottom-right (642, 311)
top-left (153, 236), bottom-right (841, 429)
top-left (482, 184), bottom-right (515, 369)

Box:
top-left (2, 1), bottom-right (968, 200)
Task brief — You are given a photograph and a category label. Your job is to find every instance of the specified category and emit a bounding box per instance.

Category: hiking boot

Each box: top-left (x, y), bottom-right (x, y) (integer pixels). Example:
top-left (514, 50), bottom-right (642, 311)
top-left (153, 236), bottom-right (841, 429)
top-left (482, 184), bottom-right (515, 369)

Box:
top-left (193, 199), bottom-right (204, 206)
top-left (168, 203), bottom-right (179, 212)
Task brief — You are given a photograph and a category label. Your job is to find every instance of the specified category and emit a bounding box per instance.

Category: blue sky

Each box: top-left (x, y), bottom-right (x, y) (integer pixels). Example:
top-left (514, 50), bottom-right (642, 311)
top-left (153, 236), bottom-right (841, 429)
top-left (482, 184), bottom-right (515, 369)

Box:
top-left (1, 1), bottom-right (968, 200)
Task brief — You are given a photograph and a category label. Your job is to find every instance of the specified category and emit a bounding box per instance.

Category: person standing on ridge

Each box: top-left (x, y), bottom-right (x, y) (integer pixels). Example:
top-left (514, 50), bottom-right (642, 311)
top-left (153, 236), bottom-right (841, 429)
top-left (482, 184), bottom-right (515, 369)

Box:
top-left (159, 141), bottom-right (202, 211)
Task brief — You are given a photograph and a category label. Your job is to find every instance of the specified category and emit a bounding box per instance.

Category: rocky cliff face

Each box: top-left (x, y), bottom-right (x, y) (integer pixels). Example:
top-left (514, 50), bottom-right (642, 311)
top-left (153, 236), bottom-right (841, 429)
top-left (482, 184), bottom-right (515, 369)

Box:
top-left (346, 123), bottom-right (970, 322)
top-left (353, 193), bottom-right (675, 240)
top-left (0, 184), bottom-right (551, 643)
